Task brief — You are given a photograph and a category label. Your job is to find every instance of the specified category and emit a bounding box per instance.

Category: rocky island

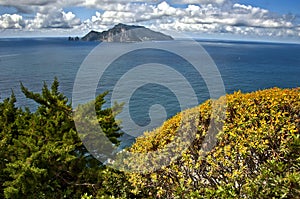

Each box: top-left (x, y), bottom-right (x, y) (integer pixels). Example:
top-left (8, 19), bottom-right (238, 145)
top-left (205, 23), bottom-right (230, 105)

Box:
top-left (80, 23), bottom-right (173, 42)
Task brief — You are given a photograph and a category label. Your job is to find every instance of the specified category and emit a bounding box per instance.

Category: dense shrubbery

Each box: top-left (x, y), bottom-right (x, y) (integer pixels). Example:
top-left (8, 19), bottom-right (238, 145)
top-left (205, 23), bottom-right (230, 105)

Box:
top-left (0, 78), bottom-right (133, 198)
top-left (0, 78), bottom-right (299, 198)
top-left (127, 88), bottom-right (300, 198)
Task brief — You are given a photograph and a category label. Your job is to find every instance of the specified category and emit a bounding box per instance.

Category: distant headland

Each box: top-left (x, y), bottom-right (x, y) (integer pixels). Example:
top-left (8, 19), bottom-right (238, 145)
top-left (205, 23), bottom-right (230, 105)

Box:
top-left (69, 23), bottom-right (173, 42)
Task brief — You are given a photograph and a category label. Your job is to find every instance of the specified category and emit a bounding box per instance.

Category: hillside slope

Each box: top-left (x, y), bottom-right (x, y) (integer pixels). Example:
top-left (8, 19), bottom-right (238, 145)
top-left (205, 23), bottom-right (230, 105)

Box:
top-left (125, 88), bottom-right (300, 198)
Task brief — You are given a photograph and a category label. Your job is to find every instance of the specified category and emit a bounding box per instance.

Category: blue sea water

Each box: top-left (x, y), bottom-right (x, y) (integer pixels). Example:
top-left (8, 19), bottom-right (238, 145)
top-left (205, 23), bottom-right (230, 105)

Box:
top-left (0, 37), bottom-right (299, 147)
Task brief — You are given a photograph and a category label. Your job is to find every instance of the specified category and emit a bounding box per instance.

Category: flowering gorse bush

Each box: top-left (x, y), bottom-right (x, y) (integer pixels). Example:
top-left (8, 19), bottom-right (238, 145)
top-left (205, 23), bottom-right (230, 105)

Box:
top-left (127, 88), bottom-right (300, 198)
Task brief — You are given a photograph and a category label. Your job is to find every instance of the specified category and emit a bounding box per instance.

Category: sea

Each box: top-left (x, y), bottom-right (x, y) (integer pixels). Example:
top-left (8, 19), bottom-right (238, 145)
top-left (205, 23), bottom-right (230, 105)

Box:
top-left (0, 37), bottom-right (299, 147)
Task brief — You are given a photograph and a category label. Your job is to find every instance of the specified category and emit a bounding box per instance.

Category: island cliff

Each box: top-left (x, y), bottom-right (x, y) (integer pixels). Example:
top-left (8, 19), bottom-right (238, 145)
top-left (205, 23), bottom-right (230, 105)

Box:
top-left (81, 23), bottom-right (173, 42)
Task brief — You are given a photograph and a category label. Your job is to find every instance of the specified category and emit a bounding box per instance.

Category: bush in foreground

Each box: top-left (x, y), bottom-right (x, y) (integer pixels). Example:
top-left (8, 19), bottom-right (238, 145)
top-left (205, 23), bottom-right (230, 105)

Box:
top-left (0, 78), bottom-right (132, 198)
top-left (127, 88), bottom-right (300, 198)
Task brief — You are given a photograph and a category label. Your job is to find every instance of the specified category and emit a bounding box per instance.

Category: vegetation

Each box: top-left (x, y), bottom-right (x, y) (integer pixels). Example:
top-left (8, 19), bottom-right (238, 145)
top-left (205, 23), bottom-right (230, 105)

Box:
top-left (0, 78), bottom-right (299, 198)
top-left (0, 78), bottom-right (132, 198)
top-left (127, 88), bottom-right (300, 198)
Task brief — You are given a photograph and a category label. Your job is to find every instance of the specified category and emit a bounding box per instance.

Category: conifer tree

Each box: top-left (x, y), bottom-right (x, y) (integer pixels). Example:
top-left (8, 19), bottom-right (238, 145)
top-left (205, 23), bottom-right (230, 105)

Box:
top-left (1, 78), bottom-right (126, 198)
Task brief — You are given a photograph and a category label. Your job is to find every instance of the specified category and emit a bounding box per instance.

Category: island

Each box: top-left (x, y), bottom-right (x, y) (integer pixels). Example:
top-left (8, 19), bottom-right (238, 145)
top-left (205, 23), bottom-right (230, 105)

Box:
top-left (80, 23), bottom-right (174, 42)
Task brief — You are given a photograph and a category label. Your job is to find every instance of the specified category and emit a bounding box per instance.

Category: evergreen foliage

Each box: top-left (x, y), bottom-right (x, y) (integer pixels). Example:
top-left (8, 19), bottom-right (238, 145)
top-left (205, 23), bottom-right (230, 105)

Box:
top-left (0, 78), bottom-right (129, 198)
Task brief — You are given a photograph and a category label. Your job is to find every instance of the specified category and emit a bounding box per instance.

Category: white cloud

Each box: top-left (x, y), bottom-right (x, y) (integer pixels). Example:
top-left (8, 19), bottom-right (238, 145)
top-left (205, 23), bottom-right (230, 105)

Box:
top-left (26, 11), bottom-right (81, 29)
top-left (0, 14), bottom-right (25, 29)
top-left (83, 2), bottom-right (296, 33)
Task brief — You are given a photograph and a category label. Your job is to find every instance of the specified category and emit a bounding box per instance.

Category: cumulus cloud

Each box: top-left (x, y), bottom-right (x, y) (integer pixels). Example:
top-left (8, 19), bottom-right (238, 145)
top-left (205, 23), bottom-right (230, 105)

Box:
top-left (26, 11), bottom-right (81, 29)
top-left (81, 1), bottom-right (297, 38)
top-left (0, 14), bottom-right (25, 29)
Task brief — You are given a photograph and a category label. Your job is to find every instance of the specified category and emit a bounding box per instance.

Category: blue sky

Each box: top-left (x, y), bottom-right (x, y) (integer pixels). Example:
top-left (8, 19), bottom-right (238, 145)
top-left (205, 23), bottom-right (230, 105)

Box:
top-left (237, 0), bottom-right (300, 15)
top-left (0, 0), bottom-right (299, 42)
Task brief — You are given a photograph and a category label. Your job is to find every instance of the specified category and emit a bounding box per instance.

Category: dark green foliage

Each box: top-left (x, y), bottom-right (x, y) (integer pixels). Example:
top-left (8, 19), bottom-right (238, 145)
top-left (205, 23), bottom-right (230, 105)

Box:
top-left (0, 78), bottom-right (128, 198)
top-left (0, 92), bottom-right (22, 198)
top-left (94, 91), bottom-right (124, 146)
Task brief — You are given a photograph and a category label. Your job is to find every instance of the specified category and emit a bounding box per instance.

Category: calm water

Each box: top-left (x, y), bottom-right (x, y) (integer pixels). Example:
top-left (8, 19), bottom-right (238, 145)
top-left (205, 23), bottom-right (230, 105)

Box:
top-left (0, 38), bottom-right (299, 147)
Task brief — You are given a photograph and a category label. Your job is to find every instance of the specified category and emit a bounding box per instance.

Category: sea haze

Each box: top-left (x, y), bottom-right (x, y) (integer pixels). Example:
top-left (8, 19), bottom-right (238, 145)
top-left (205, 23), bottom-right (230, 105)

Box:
top-left (0, 38), bottom-right (299, 147)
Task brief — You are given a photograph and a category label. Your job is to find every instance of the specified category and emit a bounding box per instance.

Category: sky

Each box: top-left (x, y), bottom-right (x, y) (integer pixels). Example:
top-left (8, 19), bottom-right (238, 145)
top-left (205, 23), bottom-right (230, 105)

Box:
top-left (0, 0), bottom-right (299, 42)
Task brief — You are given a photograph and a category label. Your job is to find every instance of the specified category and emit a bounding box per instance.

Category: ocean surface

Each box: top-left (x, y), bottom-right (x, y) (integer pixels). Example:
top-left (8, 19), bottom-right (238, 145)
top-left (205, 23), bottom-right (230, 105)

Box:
top-left (0, 37), bottom-right (299, 147)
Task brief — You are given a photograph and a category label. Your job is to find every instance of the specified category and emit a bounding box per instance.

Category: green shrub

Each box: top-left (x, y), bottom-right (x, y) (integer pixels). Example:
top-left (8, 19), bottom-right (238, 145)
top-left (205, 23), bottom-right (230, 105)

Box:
top-left (0, 78), bottom-right (128, 198)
